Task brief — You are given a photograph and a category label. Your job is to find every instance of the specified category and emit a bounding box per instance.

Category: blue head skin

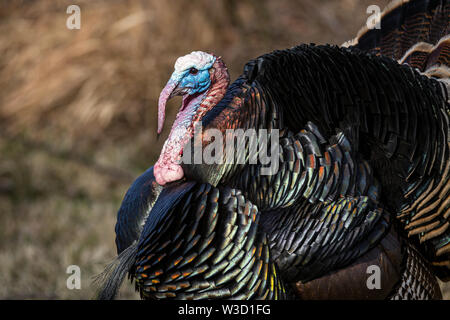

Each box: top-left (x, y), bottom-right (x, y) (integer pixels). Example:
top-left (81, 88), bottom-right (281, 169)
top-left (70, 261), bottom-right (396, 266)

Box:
top-left (176, 67), bottom-right (212, 95)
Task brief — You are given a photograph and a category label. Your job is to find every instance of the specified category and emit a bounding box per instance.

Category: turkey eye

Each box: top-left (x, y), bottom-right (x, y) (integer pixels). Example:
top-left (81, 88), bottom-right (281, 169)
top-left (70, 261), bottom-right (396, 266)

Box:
top-left (189, 68), bottom-right (198, 75)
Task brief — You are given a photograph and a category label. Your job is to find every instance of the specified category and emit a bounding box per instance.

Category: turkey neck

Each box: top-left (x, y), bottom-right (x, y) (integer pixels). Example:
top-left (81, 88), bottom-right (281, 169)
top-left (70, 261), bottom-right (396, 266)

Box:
top-left (193, 57), bottom-right (230, 124)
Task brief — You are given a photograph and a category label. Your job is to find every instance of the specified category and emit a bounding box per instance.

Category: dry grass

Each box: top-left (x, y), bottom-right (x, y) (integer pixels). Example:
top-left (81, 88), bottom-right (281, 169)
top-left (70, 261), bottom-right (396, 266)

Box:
top-left (0, 0), bottom-right (448, 299)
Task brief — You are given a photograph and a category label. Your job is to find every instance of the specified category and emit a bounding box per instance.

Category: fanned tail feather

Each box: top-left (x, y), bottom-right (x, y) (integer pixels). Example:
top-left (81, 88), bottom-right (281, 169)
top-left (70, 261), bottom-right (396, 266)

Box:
top-left (345, 0), bottom-right (450, 280)
top-left (344, 0), bottom-right (449, 82)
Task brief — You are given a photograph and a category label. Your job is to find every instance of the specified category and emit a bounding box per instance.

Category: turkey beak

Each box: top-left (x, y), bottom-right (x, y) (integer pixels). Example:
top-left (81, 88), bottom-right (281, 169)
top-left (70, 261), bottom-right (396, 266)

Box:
top-left (158, 78), bottom-right (189, 135)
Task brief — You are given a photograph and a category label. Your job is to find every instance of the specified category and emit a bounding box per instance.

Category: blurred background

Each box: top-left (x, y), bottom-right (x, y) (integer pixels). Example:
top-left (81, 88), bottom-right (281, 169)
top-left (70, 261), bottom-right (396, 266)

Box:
top-left (0, 0), bottom-right (448, 299)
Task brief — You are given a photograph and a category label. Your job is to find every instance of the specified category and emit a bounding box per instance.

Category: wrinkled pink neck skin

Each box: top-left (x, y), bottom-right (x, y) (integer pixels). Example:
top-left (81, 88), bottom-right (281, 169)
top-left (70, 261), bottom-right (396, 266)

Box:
top-left (154, 58), bottom-right (230, 186)
top-left (154, 93), bottom-right (206, 185)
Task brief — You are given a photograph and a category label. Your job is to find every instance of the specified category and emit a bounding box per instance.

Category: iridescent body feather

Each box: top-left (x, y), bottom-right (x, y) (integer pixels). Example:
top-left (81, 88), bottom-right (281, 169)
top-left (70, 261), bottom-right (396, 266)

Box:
top-left (97, 0), bottom-right (450, 300)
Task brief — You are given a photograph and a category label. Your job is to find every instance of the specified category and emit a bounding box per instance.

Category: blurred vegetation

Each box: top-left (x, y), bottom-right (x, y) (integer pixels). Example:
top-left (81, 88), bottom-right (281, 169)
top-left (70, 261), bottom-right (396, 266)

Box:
top-left (0, 0), bottom-right (448, 299)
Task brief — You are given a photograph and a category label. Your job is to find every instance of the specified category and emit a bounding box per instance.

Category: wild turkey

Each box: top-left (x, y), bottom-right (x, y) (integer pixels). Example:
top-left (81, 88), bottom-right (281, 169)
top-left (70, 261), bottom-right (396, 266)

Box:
top-left (96, 0), bottom-right (450, 300)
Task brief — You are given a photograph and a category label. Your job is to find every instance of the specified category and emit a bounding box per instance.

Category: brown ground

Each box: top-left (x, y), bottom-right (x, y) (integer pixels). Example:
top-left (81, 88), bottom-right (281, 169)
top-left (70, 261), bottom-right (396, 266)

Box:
top-left (0, 0), bottom-right (448, 299)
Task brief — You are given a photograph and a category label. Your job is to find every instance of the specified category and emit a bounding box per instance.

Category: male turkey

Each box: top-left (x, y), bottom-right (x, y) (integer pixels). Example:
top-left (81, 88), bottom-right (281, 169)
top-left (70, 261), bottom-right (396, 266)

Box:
top-left (97, 0), bottom-right (450, 300)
